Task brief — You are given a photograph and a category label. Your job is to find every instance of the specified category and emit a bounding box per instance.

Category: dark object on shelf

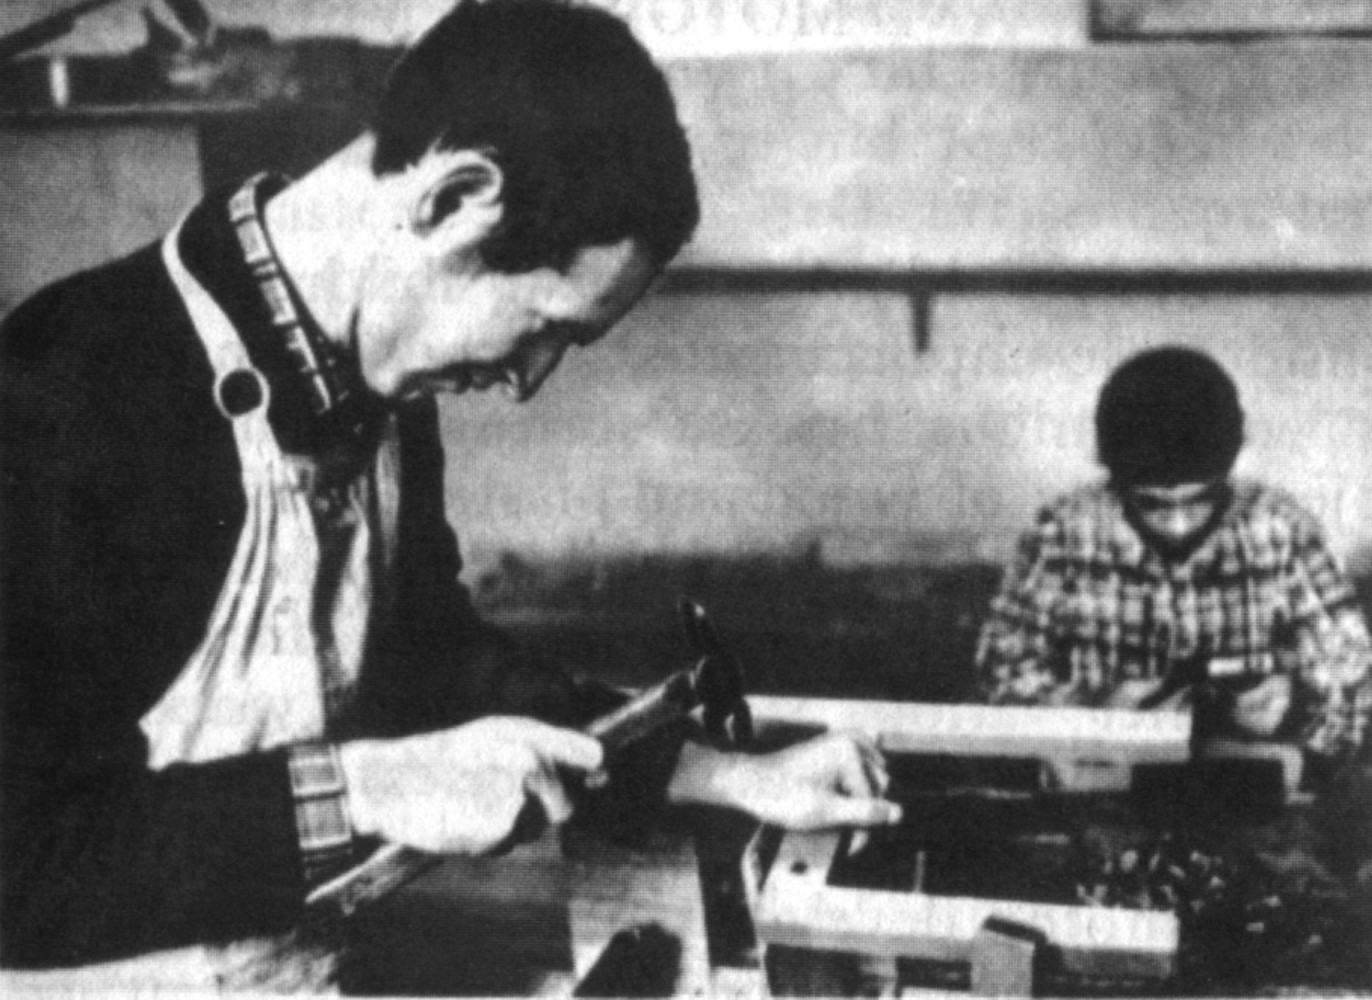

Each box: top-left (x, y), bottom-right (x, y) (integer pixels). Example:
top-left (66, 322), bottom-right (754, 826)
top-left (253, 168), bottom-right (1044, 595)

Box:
top-left (0, 0), bottom-right (398, 115)
top-left (0, 0), bottom-right (126, 63)
top-left (132, 3), bottom-right (391, 109)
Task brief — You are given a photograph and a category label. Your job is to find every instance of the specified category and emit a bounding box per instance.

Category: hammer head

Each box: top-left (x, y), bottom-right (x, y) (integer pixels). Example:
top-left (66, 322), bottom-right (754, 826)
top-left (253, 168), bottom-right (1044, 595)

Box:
top-left (679, 597), bottom-right (753, 746)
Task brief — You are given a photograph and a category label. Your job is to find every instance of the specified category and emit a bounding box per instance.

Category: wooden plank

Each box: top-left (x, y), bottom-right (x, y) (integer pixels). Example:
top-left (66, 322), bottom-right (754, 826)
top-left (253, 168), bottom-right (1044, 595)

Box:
top-left (750, 697), bottom-right (1192, 793)
top-left (768, 830), bottom-right (845, 889)
top-left (663, 41), bottom-right (1372, 273)
top-left (753, 831), bottom-right (1179, 980)
top-left (752, 697), bottom-right (1190, 757)
top-left (970, 919), bottom-right (1040, 996)
top-left (1094, 0), bottom-right (1372, 39)
top-left (0, 947), bottom-right (222, 994)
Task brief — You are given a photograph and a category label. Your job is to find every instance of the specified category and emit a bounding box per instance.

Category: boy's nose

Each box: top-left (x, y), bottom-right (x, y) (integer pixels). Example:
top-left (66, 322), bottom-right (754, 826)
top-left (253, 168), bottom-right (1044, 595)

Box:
top-left (1164, 508), bottom-right (1200, 538)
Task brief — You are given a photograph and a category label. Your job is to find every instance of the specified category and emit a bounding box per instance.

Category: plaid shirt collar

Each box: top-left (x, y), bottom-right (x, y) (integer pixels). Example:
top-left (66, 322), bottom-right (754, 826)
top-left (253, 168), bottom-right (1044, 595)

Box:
top-left (231, 173), bottom-right (386, 451)
top-left (182, 173), bottom-right (380, 453)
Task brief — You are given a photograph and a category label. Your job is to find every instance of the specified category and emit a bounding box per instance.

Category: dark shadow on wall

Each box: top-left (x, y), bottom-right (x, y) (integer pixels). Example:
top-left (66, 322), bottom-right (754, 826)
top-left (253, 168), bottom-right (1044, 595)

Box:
top-left (472, 549), bottom-right (1004, 704)
top-left (474, 550), bottom-right (1372, 706)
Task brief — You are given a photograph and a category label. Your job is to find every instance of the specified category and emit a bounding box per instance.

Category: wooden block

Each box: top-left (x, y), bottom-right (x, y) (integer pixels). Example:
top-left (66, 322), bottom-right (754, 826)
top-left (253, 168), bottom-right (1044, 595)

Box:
top-left (854, 954), bottom-right (902, 998)
top-left (752, 828), bottom-right (1179, 981)
top-left (970, 918), bottom-right (1043, 997)
top-left (1201, 738), bottom-right (1306, 800)
top-left (749, 697), bottom-right (1191, 791)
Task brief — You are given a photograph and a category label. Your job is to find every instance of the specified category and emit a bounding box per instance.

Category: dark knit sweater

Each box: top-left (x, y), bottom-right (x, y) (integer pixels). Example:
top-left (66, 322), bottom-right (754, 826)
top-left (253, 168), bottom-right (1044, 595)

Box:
top-left (0, 193), bottom-right (666, 968)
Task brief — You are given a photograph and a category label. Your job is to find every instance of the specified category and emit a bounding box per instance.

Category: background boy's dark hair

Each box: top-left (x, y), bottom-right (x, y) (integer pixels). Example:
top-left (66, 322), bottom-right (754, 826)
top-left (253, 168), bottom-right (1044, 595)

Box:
top-left (371, 0), bottom-right (699, 274)
top-left (1095, 346), bottom-right (1246, 487)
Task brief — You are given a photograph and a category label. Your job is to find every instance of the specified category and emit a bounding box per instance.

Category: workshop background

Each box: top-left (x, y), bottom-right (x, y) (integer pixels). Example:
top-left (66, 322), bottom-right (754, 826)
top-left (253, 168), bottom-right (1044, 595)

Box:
top-left (2, 0), bottom-right (1369, 703)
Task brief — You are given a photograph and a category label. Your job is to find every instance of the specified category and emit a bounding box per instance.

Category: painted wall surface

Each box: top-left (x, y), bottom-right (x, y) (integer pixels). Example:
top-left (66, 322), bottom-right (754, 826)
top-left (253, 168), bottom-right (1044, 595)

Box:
top-left (0, 125), bottom-right (202, 313)
top-left (0, 0), bottom-right (1087, 56)
top-left (665, 44), bottom-right (1372, 271)
top-left (3, 2), bottom-right (1366, 582)
top-left (442, 290), bottom-right (1372, 577)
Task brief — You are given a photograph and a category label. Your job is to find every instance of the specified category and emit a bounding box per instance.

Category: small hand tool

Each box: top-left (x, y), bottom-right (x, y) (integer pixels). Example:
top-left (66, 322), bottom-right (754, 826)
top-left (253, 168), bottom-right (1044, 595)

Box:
top-left (307, 597), bottom-right (749, 916)
top-left (0, 0), bottom-right (126, 63)
top-left (1136, 651), bottom-right (1211, 710)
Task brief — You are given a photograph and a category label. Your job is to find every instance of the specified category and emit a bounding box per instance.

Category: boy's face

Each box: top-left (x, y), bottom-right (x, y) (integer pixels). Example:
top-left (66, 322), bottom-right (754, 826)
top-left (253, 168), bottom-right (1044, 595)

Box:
top-left (1121, 478), bottom-right (1231, 555)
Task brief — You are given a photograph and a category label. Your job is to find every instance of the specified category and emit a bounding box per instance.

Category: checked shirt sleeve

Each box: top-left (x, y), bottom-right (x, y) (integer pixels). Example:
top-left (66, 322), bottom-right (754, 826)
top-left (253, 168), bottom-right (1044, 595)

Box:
top-left (287, 742), bottom-right (357, 885)
top-left (1281, 516), bottom-right (1372, 763)
top-left (976, 514), bottom-right (1068, 705)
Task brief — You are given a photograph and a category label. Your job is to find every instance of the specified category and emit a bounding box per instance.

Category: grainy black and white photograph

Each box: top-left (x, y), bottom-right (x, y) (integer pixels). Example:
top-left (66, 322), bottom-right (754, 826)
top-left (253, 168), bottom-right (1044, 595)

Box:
top-left (1, 0), bottom-right (1370, 995)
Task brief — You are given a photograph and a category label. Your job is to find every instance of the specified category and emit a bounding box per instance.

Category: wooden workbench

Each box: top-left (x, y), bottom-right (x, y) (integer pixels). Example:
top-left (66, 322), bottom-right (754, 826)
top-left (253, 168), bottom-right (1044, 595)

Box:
top-left (0, 821), bottom-right (732, 996)
top-left (342, 821), bottom-right (737, 997)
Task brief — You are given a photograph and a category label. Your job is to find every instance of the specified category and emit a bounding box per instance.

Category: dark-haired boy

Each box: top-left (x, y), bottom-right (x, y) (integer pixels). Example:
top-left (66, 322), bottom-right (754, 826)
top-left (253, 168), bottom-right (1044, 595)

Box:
top-left (976, 347), bottom-right (1372, 785)
top-left (0, 0), bottom-right (898, 972)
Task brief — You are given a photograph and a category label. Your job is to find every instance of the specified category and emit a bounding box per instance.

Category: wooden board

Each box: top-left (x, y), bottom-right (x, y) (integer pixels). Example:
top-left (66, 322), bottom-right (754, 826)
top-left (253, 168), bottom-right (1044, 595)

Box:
top-left (0, 947), bottom-right (222, 994)
top-left (751, 697), bottom-right (1192, 792)
top-left (752, 830), bottom-right (1179, 981)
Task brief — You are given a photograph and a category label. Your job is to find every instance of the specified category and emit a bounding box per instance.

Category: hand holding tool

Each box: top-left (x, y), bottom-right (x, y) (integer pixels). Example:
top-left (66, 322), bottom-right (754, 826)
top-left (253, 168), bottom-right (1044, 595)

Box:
top-left (307, 597), bottom-right (748, 916)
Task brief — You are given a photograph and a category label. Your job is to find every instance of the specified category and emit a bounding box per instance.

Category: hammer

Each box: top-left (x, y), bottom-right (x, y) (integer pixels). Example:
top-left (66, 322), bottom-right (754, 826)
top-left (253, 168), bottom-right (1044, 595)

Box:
top-left (306, 598), bottom-right (749, 916)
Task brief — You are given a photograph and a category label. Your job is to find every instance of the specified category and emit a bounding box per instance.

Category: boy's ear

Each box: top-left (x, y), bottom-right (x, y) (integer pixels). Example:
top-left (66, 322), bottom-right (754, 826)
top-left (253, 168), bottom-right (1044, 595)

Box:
top-left (411, 149), bottom-right (504, 234)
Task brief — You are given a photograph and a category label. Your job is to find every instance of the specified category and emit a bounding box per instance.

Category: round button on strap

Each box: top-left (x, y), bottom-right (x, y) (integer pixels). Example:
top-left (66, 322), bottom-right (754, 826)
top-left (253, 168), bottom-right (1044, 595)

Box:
top-left (216, 368), bottom-right (268, 418)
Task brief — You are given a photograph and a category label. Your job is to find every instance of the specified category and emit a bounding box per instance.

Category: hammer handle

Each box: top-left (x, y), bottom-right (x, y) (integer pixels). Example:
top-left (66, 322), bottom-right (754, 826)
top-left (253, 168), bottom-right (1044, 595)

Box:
top-left (307, 670), bottom-right (703, 915)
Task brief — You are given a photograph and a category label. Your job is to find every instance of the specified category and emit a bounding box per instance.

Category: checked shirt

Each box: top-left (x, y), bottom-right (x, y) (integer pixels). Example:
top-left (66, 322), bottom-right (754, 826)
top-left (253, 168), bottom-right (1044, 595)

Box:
top-left (976, 479), bottom-right (1372, 761)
